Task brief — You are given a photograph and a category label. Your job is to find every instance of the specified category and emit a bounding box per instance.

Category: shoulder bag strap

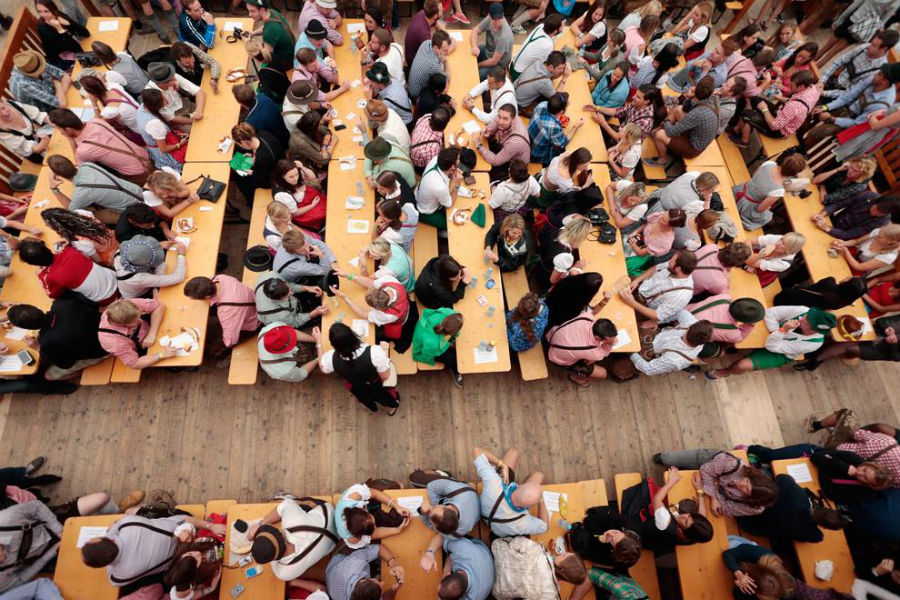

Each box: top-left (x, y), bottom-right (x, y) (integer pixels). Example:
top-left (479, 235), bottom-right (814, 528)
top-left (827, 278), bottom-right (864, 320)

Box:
top-left (515, 74), bottom-right (552, 88)
top-left (642, 285), bottom-right (693, 301)
top-left (81, 164), bottom-right (144, 202)
top-left (443, 485), bottom-right (478, 499)
top-left (659, 348), bottom-right (696, 362)
top-left (258, 305), bottom-right (292, 316)
top-left (282, 524), bottom-right (339, 566)
top-left (108, 521), bottom-right (177, 585)
top-left (82, 122), bottom-right (152, 170)
top-left (485, 492), bottom-right (526, 525)
top-left (866, 441), bottom-right (900, 461)
top-left (215, 301), bottom-right (257, 307)
top-left (382, 95), bottom-right (410, 113)
top-left (277, 257), bottom-right (302, 274)
top-left (547, 316), bottom-right (595, 350)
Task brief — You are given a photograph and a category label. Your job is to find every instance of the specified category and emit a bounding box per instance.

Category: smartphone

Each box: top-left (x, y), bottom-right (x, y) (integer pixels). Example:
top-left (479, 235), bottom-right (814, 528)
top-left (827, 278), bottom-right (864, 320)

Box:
top-left (334, 124), bottom-right (347, 131)
top-left (16, 350), bottom-right (33, 366)
top-left (233, 519), bottom-right (248, 533)
top-left (245, 565), bottom-right (263, 578)
top-left (230, 583), bottom-right (245, 597)
top-left (463, 174), bottom-right (476, 186)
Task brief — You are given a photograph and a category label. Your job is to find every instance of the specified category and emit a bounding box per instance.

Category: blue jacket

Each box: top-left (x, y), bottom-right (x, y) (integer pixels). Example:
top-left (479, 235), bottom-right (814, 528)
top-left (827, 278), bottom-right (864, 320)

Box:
top-left (591, 72), bottom-right (629, 108)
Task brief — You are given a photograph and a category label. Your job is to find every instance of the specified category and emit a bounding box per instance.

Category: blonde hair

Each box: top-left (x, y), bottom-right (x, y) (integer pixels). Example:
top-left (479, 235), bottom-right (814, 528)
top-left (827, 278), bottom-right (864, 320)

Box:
top-left (368, 238), bottom-right (392, 260)
top-left (617, 123), bottom-right (642, 154)
top-left (106, 300), bottom-right (142, 325)
top-left (781, 232), bottom-right (806, 255)
top-left (558, 216), bottom-right (593, 248)
top-left (616, 181), bottom-right (648, 207)
top-left (281, 229), bottom-right (307, 251)
top-left (146, 170), bottom-right (182, 200)
top-left (637, 0), bottom-right (662, 18)
top-left (741, 554), bottom-right (795, 600)
top-left (500, 214), bottom-right (526, 239)
top-left (693, 1), bottom-right (713, 23)
top-left (767, 19), bottom-right (800, 49)
top-left (848, 157), bottom-right (877, 182)
top-left (267, 201), bottom-right (291, 221)
top-left (877, 224), bottom-right (900, 248)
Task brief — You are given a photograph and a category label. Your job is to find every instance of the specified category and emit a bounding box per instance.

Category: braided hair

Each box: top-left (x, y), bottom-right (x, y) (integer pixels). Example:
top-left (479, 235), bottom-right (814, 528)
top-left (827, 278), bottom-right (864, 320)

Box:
top-left (41, 208), bottom-right (112, 244)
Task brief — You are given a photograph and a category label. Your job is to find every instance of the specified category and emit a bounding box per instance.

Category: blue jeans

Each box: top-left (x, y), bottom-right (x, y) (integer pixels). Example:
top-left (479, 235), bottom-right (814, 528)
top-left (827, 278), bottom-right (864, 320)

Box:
top-left (0, 579), bottom-right (64, 600)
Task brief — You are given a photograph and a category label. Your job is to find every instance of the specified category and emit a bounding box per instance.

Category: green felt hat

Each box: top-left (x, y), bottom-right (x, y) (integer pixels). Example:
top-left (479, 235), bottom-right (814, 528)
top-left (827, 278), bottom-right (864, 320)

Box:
top-left (805, 308), bottom-right (838, 333)
top-left (471, 203), bottom-right (486, 228)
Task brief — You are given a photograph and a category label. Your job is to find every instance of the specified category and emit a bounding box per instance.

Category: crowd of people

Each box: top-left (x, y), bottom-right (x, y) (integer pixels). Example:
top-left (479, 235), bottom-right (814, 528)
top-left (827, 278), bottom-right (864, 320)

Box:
top-left (0, 0), bottom-right (899, 400)
top-left (0, 407), bottom-right (896, 599)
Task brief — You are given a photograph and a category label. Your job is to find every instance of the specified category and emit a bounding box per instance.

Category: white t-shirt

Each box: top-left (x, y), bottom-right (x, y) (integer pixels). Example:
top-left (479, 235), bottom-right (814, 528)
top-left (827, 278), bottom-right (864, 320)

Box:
top-left (490, 177), bottom-right (540, 212)
top-left (616, 142), bottom-right (642, 179)
top-left (146, 74), bottom-right (201, 121)
top-left (274, 190), bottom-right (301, 214)
top-left (377, 108), bottom-right (411, 151)
top-left (690, 24), bottom-right (709, 44)
top-left (858, 228), bottom-right (900, 266)
top-left (613, 179), bottom-right (648, 223)
top-left (654, 506), bottom-right (673, 530)
top-left (377, 43), bottom-right (406, 87)
top-left (588, 20), bottom-right (607, 40)
top-left (144, 117), bottom-right (169, 141)
top-left (756, 234), bottom-right (797, 272)
top-left (415, 156), bottom-right (452, 214)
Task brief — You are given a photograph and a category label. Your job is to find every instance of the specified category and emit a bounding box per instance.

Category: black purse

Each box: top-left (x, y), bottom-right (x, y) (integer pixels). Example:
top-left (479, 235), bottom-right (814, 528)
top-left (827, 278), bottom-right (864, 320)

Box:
top-left (76, 52), bottom-right (102, 67)
top-left (185, 174), bottom-right (226, 202)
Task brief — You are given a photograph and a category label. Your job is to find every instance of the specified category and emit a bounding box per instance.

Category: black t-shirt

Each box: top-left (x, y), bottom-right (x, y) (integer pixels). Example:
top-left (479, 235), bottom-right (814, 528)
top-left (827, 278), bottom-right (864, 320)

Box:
top-left (736, 474), bottom-right (822, 543)
top-left (38, 292), bottom-right (107, 368)
top-left (639, 509), bottom-right (678, 556)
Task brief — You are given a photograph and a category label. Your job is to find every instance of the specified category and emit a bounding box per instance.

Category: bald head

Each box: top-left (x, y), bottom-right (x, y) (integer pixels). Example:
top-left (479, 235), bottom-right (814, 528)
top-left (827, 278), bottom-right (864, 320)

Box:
top-left (513, 480), bottom-right (544, 508)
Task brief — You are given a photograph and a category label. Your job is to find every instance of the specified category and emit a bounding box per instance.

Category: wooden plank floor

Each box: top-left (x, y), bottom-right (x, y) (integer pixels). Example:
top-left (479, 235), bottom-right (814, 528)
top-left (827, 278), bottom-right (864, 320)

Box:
top-left (0, 2), bottom-right (896, 507)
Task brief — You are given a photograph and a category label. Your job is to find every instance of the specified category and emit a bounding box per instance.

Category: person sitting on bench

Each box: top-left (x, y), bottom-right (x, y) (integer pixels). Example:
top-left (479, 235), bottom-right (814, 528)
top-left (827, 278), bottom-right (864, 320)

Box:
top-left (183, 275), bottom-right (261, 358)
top-left (438, 537), bottom-right (495, 600)
top-left (473, 446), bottom-right (549, 537)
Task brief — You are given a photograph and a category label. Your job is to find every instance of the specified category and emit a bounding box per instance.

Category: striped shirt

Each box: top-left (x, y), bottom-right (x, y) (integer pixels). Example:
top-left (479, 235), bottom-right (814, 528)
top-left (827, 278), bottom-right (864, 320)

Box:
top-left (821, 43), bottom-right (888, 92)
top-left (324, 545), bottom-right (380, 600)
top-left (408, 41), bottom-right (445, 98)
top-left (637, 266), bottom-right (694, 323)
top-left (479, 116), bottom-right (530, 166)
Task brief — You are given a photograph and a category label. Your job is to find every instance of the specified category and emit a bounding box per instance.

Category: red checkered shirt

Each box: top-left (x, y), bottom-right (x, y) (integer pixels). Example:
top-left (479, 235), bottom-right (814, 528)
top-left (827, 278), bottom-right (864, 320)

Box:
top-left (409, 114), bottom-right (444, 168)
top-left (770, 85), bottom-right (821, 136)
top-left (838, 430), bottom-right (900, 485)
top-left (615, 102), bottom-right (655, 138)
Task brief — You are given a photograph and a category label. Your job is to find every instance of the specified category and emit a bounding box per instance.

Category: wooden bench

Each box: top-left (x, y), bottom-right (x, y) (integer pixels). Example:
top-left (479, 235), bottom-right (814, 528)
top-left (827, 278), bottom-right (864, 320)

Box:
top-left (53, 514), bottom-right (120, 600)
top-left (379, 489), bottom-right (444, 598)
top-left (874, 134), bottom-right (900, 196)
top-left (205, 499), bottom-right (237, 518)
top-left (182, 18), bottom-right (253, 163)
top-left (641, 138), bottom-right (670, 182)
top-left (176, 504), bottom-right (206, 518)
top-left (447, 36), bottom-right (492, 173)
top-left (717, 135), bottom-right (751, 187)
top-left (445, 172), bottom-right (512, 373)
top-left (412, 224), bottom-right (443, 371)
top-left (0, 7), bottom-right (42, 192)
top-left (771, 458), bottom-right (855, 593)
top-left (228, 188), bottom-right (271, 385)
top-left (684, 139), bottom-right (727, 170)
top-left (723, 0), bottom-right (752, 33)
top-left (221, 503), bottom-right (286, 598)
top-left (501, 267), bottom-right (548, 380)
top-left (758, 134), bottom-right (800, 163)
top-left (613, 473), bottom-right (662, 600)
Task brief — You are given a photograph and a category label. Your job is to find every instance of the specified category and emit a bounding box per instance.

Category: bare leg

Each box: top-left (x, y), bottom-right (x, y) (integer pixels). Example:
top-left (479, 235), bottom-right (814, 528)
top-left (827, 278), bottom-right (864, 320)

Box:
top-left (289, 580), bottom-right (326, 592)
top-left (709, 357), bottom-right (755, 378)
top-left (77, 492), bottom-right (112, 516)
top-left (523, 470), bottom-right (545, 485)
top-left (502, 448), bottom-right (520, 472)
top-left (861, 423), bottom-right (899, 437)
top-left (755, 0), bottom-right (778, 25)
top-left (817, 409), bottom-right (845, 429)
top-left (653, 129), bottom-right (670, 161)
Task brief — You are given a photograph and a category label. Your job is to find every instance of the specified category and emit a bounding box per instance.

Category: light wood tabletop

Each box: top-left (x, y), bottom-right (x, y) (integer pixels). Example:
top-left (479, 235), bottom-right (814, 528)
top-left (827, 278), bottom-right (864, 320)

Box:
top-left (665, 468), bottom-right (734, 600)
top-left (53, 514), bottom-right (121, 600)
top-left (148, 161), bottom-right (232, 367)
top-left (554, 31), bottom-right (608, 163)
top-left (771, 458), bottom-right (856, 593)
top-left (380, 489), bottom-right (444, 599)
top-left (445, 35), bottom-right (493, 173)
top-left (184, 18), bottom-right (253, 163)
top-left (445, 171), bottom-right (511, 373)
top-left (780, 178), bottom-right (875, 340)
top-left (66, 17), bottom-right (133, 108)
top-left (588, 165), bottom-right (641, 352)
top-left (330, 19), bottom-right (375, 160)
top-left (320, 159), bottom-right (375, 352)
top-left (220, 503), bottom-right (286, 600)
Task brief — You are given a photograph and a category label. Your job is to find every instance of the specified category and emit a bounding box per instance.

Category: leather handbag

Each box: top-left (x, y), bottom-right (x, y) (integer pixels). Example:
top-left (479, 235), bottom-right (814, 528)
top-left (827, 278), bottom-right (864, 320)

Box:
top-left (185, 174), bottom-right (226, 202)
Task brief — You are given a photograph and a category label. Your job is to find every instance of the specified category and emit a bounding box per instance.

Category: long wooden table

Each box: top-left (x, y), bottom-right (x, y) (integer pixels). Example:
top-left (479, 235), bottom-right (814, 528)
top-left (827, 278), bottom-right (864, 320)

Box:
top-left (221, 503), bottom-right (286, 600)
top-left (184, 18), bottom-right (253, 163)
top-left (147, 161), bottom-right (233, 369)
top-left (554, 32), bottom-right (608, 163)
top-left (330, 19), bottom-right (374, 160)
top-left (380, 489), bottom-right (444, 598)
top-left (591, 165), bottom-right (642, 353)
top-left (445, 172), bottom-right (511, 373)
top-left (0, 169), bottom-right (65, 377)
top-left (781, 178), bottom-right (875, 340)
top-left (771, 458), bottom-right (855, 593)
top-left (445, 34), bottom-right (492, 173)
top-left (53, 514), bottom-right (120, 600)
top-left (614, 473), bottom-right (662, 600)
top-left (320, 159), bottom-right (375, 352)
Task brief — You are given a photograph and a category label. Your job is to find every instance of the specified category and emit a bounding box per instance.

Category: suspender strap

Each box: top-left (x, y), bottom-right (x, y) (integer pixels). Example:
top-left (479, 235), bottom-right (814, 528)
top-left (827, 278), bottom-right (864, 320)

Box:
top-left (108, 522), bottom-right (177, 584)
top-left (512, 30), bottom-right (546, 68)
top-left (867, 442), bottom-right (900, 461)
top-left (485, 492), bottom-right (526, 525)
top-left (444, 485), bottom-right (478, 499)
top-left (277, 257), bottom-right (302, 274)
top-left (216, 301), bottom-right (256, 307)
top-left (81, 164), bottom-right (144, 202)
top-left (547, 316), bottom-right (595, 350)
top-left (642, 286), bottom-right (693, 301)
top-left (690, 298), bottom-right (733, 314)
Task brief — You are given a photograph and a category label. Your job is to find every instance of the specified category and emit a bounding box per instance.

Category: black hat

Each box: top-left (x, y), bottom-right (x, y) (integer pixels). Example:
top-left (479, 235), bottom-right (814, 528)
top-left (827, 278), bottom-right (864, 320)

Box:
top-left (147, 62), bottom-right (175, 83)
top-left (287, 80), bottom-right (317, 105)
top-left (243, 245), bottom-right (273, 272)
top-left (728, 298), bottom-right (765, 323)
top-left (244, 0), bottom-right (270, 7)
top-left (8, 173), bottom-right (37, 192)
top-left (306, 19), bottom-right (327, 40)
top-left (364, 136), bottom-right (392, 161)
top-left (366, 62), bottom-right (390, 85)
top-left (880, 63), bottom-right (900, 84)
top-left (250, 524), bottom-right (287, 563)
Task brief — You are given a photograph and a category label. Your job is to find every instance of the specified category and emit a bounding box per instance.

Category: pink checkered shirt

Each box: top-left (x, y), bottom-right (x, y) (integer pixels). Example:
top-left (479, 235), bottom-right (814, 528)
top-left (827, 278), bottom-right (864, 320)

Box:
top-left (838, 430), bottom-right (900, 486)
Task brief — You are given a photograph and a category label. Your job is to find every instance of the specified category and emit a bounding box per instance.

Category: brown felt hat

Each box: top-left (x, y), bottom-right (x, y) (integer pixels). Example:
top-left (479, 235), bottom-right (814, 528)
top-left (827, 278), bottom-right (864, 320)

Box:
top-left (365, 99), bottom-right (388, 123)
top-left (13, 51), bottom-right (46, 77)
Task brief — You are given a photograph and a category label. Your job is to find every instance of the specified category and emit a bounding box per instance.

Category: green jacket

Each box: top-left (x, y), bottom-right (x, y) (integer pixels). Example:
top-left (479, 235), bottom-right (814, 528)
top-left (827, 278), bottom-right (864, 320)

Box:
top-left (364, 141), bottom-right (416, 188)
top-left (413, 307), bottom-right (459, 365)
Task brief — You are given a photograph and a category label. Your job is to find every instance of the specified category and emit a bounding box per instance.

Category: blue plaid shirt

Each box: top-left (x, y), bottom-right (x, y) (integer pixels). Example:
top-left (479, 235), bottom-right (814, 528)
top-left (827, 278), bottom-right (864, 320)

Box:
top-left (527, 101), bottom-right (568, 166)
top-left (9, 64), bottom-right (66, 113)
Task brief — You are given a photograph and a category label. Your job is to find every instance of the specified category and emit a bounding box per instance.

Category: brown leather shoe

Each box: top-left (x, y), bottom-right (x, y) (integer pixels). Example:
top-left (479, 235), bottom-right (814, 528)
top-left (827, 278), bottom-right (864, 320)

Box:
top-left (117, 490), bottom-right (146, 512)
